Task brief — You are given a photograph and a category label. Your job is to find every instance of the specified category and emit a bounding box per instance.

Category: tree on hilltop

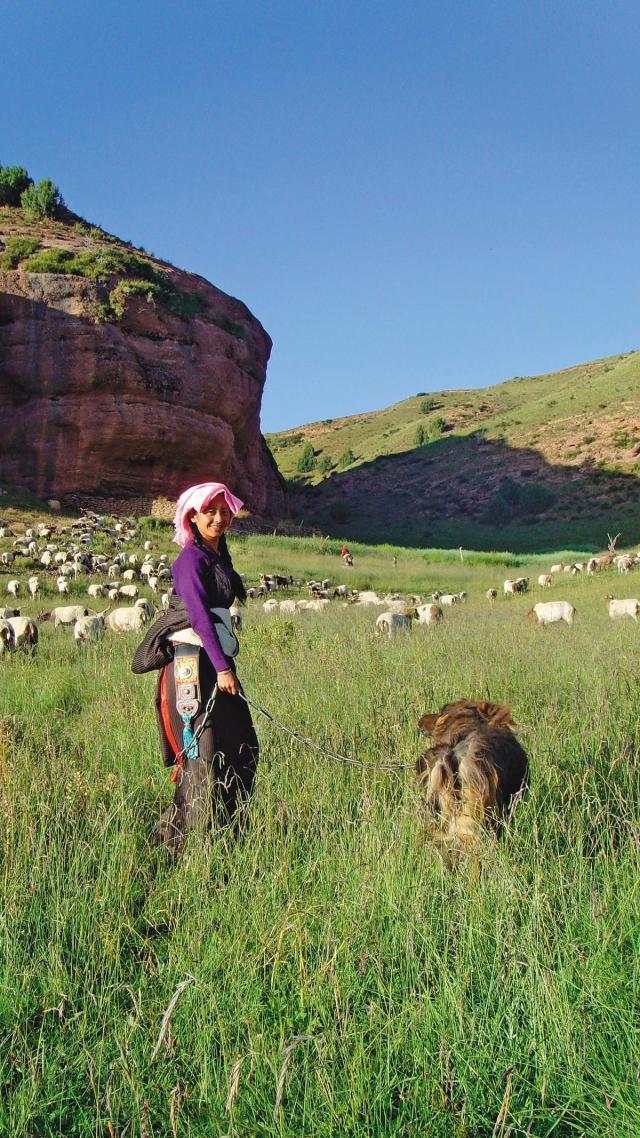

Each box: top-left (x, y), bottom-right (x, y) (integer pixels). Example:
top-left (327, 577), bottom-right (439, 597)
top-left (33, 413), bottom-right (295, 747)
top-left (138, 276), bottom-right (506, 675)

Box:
top-left (21, 178), bottom-right (64, 220)
top-left (0, 165), bottom-right (33, 206)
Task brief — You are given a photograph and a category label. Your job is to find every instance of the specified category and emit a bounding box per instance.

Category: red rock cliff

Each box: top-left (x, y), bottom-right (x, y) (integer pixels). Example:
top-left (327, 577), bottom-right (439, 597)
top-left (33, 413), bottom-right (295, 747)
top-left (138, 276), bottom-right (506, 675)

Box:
top-left (0, 213), bottom-right (286, 518)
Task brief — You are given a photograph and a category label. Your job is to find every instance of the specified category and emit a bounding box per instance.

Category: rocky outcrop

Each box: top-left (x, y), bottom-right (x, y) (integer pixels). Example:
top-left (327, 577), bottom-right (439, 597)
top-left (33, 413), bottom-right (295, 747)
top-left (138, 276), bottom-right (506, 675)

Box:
top-left (0, 218), bottom-right (286, 518)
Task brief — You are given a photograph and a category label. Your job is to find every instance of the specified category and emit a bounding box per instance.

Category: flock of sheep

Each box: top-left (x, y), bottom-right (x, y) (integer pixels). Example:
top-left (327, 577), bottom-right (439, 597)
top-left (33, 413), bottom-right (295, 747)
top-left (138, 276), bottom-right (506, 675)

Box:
top-left (1, 511), bottom-right (639, 656)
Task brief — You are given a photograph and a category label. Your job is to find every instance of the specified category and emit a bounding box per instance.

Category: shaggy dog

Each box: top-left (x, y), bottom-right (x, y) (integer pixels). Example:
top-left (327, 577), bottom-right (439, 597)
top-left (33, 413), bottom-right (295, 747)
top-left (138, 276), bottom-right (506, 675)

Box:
top-left (416, 699), bottom-right (528, 849)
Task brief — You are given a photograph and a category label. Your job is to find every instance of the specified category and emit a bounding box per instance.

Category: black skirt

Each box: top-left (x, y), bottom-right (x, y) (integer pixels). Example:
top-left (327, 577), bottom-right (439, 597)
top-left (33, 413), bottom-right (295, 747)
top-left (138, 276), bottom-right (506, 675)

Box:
top-left (154, 649), bottom-right (259, 851)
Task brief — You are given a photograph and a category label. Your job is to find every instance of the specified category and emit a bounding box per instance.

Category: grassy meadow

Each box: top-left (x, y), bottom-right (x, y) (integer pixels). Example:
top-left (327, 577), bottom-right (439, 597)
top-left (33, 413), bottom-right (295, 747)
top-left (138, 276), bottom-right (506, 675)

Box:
top-left (1, 522), bottom-right (639, 1136)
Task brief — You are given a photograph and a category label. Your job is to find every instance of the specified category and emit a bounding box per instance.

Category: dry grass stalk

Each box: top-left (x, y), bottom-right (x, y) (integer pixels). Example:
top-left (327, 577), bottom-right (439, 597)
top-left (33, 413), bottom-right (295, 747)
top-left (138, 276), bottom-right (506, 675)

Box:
top-left (273, 1034), bottom-right (315, 1119)
top-left (150, 977), bottom-right (195, 1062)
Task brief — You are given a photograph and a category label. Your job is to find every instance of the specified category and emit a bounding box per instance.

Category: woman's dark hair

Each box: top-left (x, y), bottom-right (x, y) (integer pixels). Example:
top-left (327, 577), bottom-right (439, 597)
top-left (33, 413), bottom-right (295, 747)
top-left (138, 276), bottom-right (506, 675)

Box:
top-left (189, 521), bottom-right (247, 603)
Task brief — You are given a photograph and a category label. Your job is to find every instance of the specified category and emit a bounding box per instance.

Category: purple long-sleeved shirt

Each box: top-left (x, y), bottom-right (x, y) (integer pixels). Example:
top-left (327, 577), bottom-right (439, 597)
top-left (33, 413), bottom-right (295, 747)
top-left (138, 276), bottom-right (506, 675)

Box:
top-left (171, 541), bottom-right (233, 673)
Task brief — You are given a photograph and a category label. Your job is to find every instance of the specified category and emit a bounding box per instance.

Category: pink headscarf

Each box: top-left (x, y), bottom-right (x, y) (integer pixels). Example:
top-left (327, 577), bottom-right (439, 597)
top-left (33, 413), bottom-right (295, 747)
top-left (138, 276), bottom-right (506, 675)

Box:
top-left (173, 481), bottom-right (244, 547)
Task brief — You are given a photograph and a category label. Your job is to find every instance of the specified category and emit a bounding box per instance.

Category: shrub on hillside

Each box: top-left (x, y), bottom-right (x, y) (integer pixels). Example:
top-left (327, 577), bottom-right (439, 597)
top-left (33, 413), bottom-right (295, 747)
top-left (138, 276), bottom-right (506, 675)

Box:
top-left (319, 455), bottom-right (333, 474)
top-left (21, 178), bottom-right (64, 220)
top-left (427, 415), bottom-right (448, 439)
top-left (296, 443), bottom-right (316, 473)
top-left (420, 397), bottom-right (437, 414)
top-left (0, 165), bottom-right (33, 206)
top-left (337, 448), bottom-right (356, 469)
top-left (487, 475), bottom-right (556, 520)
top-left (0, 237), bottom-right (41, 270)
top-left (414, 424), bottom-right (427, 446)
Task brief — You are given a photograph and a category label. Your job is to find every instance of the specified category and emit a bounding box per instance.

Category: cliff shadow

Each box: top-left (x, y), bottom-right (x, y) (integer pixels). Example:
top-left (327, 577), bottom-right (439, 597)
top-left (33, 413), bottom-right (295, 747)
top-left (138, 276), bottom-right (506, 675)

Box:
top-left (286, 432), bottom-right (640, 553)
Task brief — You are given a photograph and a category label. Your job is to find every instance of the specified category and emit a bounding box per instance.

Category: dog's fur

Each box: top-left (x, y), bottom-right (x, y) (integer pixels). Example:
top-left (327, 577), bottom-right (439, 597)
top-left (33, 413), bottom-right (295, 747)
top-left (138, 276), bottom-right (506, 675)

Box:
top-left (416, 699), bottom-right (528, 849)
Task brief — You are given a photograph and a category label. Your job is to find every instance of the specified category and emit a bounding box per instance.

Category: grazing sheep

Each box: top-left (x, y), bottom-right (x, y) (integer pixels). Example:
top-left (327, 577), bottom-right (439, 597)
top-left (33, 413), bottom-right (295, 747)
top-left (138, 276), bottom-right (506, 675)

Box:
top-left (0, 607), bottom-right (19, 619)
top-left (355, 591), bottom-right (384, 606)
top-left (375, 611), bottom-right (413, 637)
top-left (105, 606), bottom-right (151, 633)
top-left (439, 594), bottom-right (458, 606)
top-left (87, 583), bottom-right (106, 599)
top-left (48, 604), bottom-right (92, 629)
top-left (134, 597), bottom-right (155, 618)
top-left (263, 599), bottom-right (280, 613)
top-left (586, 558), bottom-right (598, 575)
top-left (27, 577), bottom-right (41, 598)
top-left (549, 563), bottom-right (564, 574)
top-left (0, 620), bottom-right (15, 654)
top-left (605, 595), bottom-right (640, 621)
top-left (616, 556), bottom-right (634, 575)
top-left (122, 568), bottom-right (137, 582)
top-left (229, 604), bottom-right (243, 630)
top-left (74, 612), bottom-right (107, 641)
top-left (486, 588), bottom-right (498, 601)
top-left (303, 598), bottom-right (330, 612)
top-left (278, 599), bottom-right (299, 615)
top-left (333, 584), bottom-right (348, 598)
top-left (416, 603), bottom-right (443, 625)
top-left (537, 574), bottom-right (552, 589)
top-left (160, 591), bottom-right (171, 610)
top-left (503, 579), bottom-right (516, 596)
top-left (7, 616), bottom-right (39, 651)
top-left (118, 583), bottom-right (139, 599)
top-left (526, 601), bottom-right (576, 626)
top-left (6, 579), bottom-right (19, 597)
top-left (1, 551), bottom-right (15, 566)
top-left (56, 576), bottom-right (70, 594)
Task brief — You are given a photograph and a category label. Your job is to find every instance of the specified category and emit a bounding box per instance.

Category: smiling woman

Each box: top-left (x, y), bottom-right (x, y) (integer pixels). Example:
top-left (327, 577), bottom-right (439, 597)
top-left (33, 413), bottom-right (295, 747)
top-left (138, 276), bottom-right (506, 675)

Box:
top-left (135, 480), bottom-right (259, 854)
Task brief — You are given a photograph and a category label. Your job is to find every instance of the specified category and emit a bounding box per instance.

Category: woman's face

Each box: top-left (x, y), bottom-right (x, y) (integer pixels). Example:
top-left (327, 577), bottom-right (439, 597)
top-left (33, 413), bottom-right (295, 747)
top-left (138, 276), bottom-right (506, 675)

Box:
top-left (191, 494), bottom-right (232, 548)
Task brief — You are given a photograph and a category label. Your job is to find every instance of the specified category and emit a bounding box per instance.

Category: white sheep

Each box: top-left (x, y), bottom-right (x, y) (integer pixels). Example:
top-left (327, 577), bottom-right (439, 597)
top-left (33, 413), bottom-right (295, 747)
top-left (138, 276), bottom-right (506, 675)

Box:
top-left (7, 616), bottom-right (39, 651)
top-left (122, 568), bottom-right (137, 582)
top-left (27, 576), bottom-right (40, 597)
top-left (105, 606), bottom-right (151, 633)
top-left (263, 599), bottom-right (280, 613)
top-left (537, 574), bottom-right (552, 589)
top-left (6, 579), bottom-right (20, 597)
top-left (416, 603), bottom-right (443, 625)
top-left (527, 601), bottom-right (576, 626)
top-left (74, 612), bottom-right (107, 641)
top-left (605, 596), bottom-right (640, 621)
top-left (87, 583), bottom-right (106, 599)
top-left (229, 605), bottom-right (243, 630)
top-left (375, 611), bottom-right (412, 637)
top-left (0, 620), bottom-right (15, 654)
top-left (50, 604), bottom-right (92, 629)
top-left (135, 597), bottom-right (155, 618)
top-left (118, 584), bottom-right (139, 599)
top-left (439, 594), bottom-right (458, 606)
top-left (486, 588), bottom-right (498, 601)
top-left (56, 576), bottom-right (70, 594)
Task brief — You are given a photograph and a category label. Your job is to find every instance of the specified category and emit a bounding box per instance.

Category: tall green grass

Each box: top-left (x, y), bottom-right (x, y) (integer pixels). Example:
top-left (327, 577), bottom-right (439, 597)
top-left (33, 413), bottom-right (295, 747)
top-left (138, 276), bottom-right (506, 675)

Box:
top-left (0, 538), bottom-right (638, 1135)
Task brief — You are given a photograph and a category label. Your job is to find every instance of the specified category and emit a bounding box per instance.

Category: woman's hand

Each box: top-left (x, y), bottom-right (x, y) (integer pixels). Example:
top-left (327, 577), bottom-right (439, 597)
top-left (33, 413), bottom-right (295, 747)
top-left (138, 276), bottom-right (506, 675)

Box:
top-left (217, 669), bottom-right (240, 696)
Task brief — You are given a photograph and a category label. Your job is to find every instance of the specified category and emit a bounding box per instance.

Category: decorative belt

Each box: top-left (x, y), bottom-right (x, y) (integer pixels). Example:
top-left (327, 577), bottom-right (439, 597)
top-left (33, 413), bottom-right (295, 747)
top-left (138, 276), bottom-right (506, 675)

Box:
top-left (174, 642), bottom-right (201, 762)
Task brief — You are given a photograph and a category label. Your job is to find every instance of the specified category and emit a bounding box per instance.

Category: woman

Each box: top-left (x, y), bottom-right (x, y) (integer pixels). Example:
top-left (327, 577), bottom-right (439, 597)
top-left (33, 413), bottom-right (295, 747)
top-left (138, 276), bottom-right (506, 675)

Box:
top-left (141, 481), bottom-right (259, 853)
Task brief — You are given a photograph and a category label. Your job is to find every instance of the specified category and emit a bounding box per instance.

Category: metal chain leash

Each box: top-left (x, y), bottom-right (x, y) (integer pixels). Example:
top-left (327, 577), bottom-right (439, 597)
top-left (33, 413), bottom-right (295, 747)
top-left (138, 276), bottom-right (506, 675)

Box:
top-left (171, 683), bottom-right (413, 775)
top-left (238, 689), bottom-right (414, 775)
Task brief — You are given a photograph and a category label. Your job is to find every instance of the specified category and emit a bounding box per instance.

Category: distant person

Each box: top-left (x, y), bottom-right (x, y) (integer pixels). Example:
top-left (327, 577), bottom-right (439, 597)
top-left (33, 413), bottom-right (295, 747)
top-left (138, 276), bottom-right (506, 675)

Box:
top-left (133, 481), bottom-right (258, 854)
top-left (341, 543), bottom-right (354, 566)
top-left (393, 555), bottom-right (398, 569)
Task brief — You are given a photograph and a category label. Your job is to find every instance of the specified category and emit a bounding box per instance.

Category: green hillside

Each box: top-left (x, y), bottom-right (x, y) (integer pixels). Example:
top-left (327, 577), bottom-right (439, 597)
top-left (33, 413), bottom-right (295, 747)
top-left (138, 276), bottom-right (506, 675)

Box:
top-left (267, 351), bottom-right (640, 551)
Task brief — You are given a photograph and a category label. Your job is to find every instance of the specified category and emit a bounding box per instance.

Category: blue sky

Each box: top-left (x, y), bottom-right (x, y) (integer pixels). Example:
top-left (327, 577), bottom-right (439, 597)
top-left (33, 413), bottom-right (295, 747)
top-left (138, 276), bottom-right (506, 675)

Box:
top-left (3, 1), bottom-right (639, 431)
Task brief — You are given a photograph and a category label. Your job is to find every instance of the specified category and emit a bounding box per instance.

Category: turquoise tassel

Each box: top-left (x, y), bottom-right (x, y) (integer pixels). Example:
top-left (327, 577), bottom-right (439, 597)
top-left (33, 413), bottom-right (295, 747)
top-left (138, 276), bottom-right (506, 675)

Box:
top-left (181, 714), bottom-right (199, 761)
